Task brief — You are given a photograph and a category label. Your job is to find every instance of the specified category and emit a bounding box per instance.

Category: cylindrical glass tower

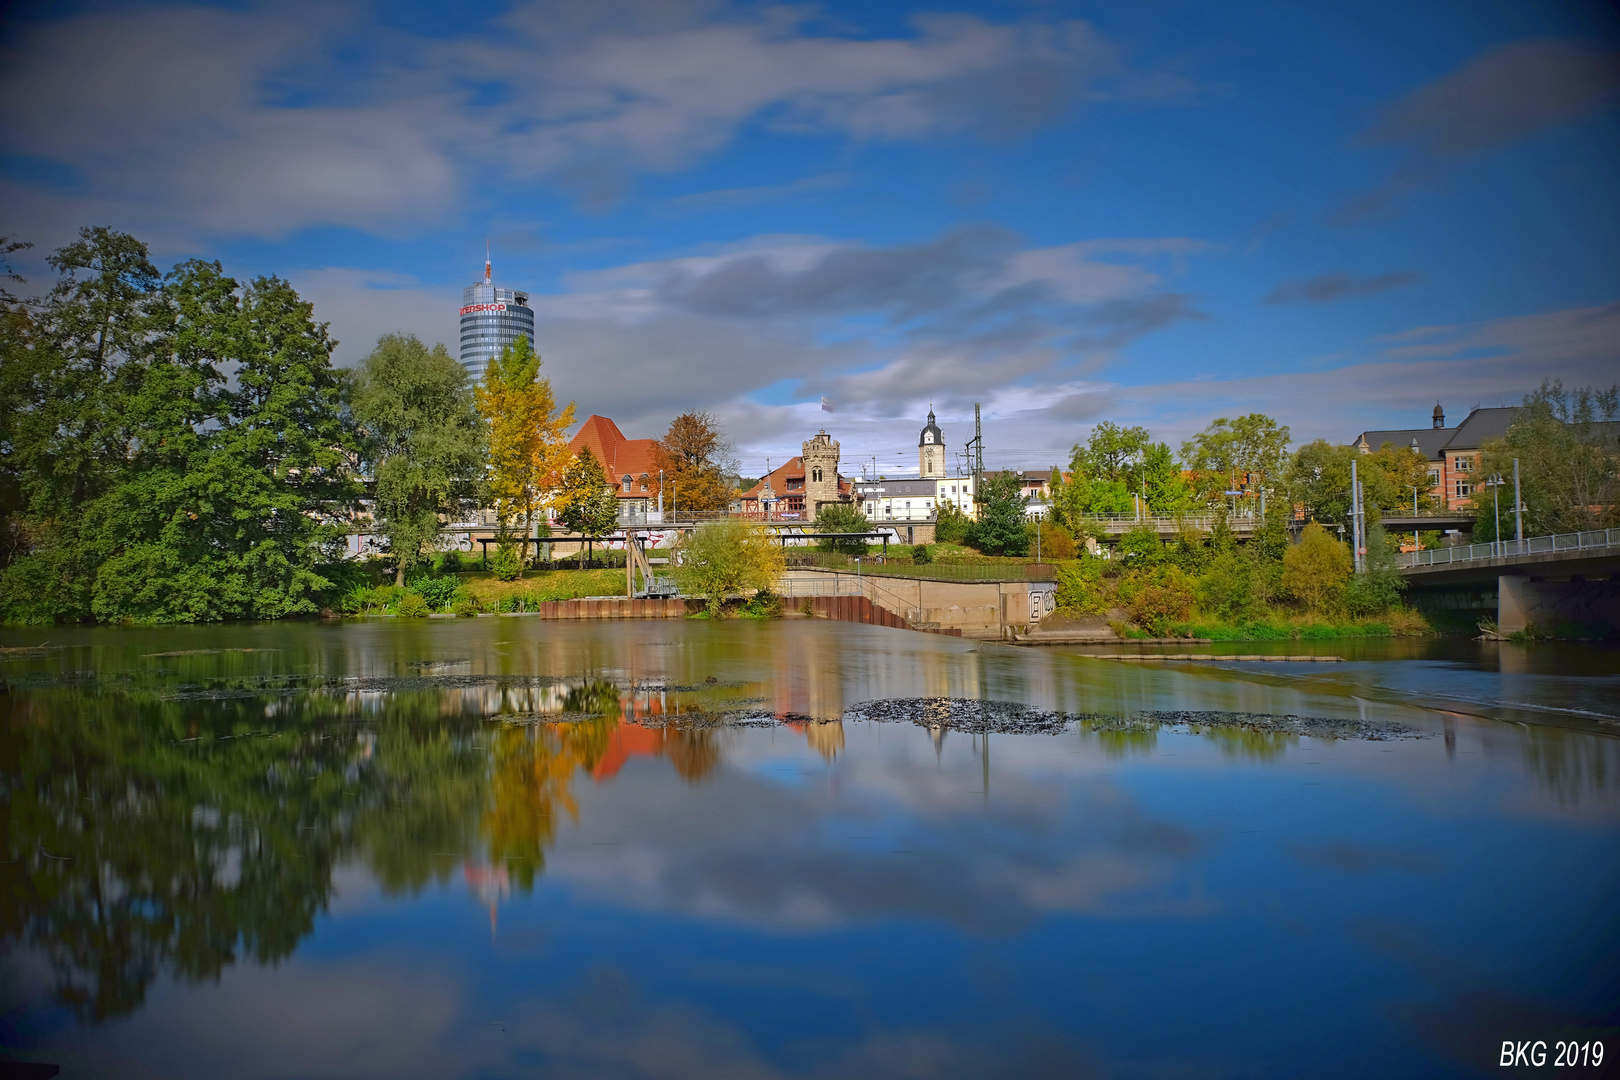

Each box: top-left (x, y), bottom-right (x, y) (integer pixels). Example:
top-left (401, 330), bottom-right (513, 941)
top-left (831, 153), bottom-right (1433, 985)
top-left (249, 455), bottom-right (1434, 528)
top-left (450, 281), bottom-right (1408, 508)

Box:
top-left (458, 261), bottom-right (535, 382)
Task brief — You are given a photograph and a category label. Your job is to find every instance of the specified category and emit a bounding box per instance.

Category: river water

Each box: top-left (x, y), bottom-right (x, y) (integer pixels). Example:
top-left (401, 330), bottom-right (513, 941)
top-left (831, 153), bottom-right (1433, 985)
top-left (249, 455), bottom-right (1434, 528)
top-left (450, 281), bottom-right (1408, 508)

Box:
top-left (2, 620), bottom-right (1616, 1078)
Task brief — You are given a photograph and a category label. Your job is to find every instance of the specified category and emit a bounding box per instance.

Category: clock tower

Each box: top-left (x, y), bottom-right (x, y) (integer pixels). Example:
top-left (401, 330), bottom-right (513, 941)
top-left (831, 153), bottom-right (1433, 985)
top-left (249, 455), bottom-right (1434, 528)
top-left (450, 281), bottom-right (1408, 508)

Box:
top-left (918, 407), bottom-right (945, 478)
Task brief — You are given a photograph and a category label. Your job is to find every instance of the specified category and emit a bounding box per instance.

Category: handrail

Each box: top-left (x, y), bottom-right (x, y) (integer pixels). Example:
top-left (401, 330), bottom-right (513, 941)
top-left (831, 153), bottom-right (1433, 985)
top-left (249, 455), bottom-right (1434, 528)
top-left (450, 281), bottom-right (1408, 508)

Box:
top-left (1396, 527), bottom-right (1620, 569)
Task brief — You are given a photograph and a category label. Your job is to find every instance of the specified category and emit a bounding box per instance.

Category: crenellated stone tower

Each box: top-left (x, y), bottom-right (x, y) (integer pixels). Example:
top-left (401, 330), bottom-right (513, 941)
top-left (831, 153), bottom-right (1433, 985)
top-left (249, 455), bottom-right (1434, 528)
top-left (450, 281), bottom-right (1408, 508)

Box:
top-left (918, 407), bottom-right (945, 478)
top-left (802, 429), bottom-right (843, 522)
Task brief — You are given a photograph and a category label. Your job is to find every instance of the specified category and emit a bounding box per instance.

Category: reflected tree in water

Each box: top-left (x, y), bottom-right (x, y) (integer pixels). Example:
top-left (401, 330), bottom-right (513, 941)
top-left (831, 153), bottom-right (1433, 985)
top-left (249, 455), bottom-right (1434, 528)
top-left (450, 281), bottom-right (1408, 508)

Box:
top-left (1, 677), bottom-right (726, 1021)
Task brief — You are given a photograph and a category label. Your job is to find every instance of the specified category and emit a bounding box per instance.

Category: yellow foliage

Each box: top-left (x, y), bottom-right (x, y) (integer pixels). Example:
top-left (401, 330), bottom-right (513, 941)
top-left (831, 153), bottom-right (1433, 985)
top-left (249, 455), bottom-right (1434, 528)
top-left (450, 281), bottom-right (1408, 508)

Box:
top-left (475, 337), bottom-right (576, 536)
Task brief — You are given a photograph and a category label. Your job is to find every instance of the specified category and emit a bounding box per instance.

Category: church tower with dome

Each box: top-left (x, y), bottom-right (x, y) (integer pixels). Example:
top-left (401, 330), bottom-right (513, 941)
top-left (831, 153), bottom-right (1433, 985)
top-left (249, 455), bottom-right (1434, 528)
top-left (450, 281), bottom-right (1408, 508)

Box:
top-left (918, 407), bottom-right (945, 478)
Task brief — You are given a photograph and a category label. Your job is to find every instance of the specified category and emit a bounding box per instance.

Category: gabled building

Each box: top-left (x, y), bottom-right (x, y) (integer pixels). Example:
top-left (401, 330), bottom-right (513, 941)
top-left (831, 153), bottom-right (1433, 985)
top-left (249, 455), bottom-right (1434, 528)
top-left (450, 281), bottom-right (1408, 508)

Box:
top-left (568, 415), bottom-right (660, 519)
top-left (1352, 403), bottom-right (1520, 509)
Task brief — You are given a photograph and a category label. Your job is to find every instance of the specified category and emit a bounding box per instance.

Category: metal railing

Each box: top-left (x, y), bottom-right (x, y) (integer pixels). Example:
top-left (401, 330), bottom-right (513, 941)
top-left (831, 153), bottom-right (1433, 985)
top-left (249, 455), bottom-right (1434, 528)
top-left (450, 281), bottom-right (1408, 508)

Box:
top-left (1397, 527), bottom-right (1620, 569)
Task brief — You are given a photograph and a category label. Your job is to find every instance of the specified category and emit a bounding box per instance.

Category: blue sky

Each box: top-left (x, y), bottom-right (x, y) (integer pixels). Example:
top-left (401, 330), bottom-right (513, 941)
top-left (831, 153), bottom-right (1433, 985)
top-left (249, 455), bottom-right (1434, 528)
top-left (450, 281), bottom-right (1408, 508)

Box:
top-left (3, 0), bottom-right (1617, 476)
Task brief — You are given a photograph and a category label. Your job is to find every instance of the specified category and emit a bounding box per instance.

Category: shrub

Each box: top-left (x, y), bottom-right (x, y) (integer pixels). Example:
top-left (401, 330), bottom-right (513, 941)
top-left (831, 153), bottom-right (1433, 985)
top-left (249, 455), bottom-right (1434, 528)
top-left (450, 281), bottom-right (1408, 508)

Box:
top-left (1197, 551), bottom-right (1259, 621)
top-left (1033, 520), bottom-right (1075, 560)
top-left (935, 501), bottom-right (973, 544)
top-left (413, 575), bottom-right (460, 610)
top-left (1171, 525), bottom-right (1208, 573)
top-left (1282, 523), bottom-right (1352, 613)
top-left (434, 549), bottom-right (464, 573)
top-left (674, 519), bottom-right (787, 616)
top-left (1055, 556), bottom-right (1110, 615)
top-left (397, 592), bottom-right (430, 618)
top-left (451, 594), bottom-right (479, 617)
top-left (1129, 575), bottom-right (1195, 636)
top-left (1116, 526), bottom-right (1163, 568)
top-left (490, 544), bottom-right (523, 581)
top-left (912, 543), bottom-right (932, 564)
top-left (742, 587), bottom-right (785, 619)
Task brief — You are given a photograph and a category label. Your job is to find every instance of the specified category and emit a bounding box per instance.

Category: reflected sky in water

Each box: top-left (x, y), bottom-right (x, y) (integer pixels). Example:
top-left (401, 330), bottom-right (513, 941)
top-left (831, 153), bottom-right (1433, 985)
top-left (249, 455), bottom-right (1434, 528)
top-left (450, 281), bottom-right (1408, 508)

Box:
top-left (2, 620), bottom-right (1617, 1078)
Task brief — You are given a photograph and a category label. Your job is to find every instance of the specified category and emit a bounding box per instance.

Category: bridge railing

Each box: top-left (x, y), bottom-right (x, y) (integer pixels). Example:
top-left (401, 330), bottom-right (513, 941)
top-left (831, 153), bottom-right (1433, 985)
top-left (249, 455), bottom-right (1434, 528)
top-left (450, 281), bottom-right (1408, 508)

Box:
top-left (1397, 527), bottom-right (1620, 569)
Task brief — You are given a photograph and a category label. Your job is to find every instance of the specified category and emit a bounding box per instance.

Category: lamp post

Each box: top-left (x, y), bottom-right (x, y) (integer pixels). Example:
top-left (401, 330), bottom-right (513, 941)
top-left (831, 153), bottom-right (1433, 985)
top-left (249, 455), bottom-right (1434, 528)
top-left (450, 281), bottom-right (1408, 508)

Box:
top-left (1411, 485), bottom-right (1420, 553)
top-left (1484, 473), bottom-right (1505, 557)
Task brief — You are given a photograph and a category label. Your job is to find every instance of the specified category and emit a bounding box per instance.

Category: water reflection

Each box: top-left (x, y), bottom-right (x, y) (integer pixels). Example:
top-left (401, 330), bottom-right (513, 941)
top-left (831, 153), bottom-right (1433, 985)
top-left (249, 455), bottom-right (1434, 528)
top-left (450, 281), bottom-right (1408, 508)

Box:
top-left (2, 621), bottom-right (1618, 1080)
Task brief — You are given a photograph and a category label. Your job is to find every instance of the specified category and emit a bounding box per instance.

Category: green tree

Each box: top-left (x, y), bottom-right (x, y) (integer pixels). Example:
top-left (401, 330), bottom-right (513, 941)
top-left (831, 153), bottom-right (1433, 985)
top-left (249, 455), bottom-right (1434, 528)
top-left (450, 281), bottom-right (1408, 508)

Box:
top-left (1474, 381), bottom-right (1620, 540)
top-left (1282, 523), bottom-right (1351, 614)
top-left (935, 499), bottom-right (973, 544)
top-left (815, 502), bottom-right (869, 554)
top-left (1181, 413), bottom-right (1291, 507)
top-left (673, 517), bottom-right (786, 616)
top-left (1343, 523), bottom-right (1406, 616)
top-left (351, 334), bottom-right (485, 585)
top-left (969, 471), bottom-right (1030, 556)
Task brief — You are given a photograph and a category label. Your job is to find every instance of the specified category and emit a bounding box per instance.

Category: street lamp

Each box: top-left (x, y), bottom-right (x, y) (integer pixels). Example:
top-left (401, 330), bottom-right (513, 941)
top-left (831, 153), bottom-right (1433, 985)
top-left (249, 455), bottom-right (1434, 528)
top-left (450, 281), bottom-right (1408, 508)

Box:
top-left (1483, 473), bottom-right (1506, 556)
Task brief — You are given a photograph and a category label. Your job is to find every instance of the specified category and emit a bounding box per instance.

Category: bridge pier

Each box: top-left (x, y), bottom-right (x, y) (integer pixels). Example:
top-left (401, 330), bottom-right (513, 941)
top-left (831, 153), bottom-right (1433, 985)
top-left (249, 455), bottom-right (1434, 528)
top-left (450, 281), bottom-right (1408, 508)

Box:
top-left (1497, 574), bottom-right (1620, 637)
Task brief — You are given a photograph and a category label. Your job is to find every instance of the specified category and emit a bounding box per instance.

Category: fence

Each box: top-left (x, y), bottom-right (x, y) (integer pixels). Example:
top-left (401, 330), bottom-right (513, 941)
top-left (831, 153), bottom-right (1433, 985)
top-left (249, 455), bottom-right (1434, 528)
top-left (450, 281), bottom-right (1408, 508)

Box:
top-left (1396, 527), bottom-right (1620, 569)
top-left (786, 556), bottom-right (1057, 582)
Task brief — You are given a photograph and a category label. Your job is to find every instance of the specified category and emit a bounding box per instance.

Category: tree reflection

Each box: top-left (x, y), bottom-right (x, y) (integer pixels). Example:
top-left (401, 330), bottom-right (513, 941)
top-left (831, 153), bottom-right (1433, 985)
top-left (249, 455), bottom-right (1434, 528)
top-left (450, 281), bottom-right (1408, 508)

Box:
top-left (1, 677), bottom-right (723, 1021)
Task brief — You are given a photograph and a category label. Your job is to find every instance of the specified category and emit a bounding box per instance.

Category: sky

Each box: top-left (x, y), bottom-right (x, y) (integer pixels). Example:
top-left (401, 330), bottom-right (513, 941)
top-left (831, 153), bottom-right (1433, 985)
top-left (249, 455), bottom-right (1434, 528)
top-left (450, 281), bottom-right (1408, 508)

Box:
top-left (2, 0), bottom-right (1618, 478)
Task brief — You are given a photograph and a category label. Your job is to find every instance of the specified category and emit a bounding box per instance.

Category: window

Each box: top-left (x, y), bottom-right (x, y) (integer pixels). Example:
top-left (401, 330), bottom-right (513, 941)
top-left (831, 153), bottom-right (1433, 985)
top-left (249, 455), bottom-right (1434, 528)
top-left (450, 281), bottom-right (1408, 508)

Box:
top-left (1427, 471), bottom-right (1440, 487)
top-left (1454, 455), bottom-right (1473, 472)
top-left (1455, 480), bottom-right (1472, 499)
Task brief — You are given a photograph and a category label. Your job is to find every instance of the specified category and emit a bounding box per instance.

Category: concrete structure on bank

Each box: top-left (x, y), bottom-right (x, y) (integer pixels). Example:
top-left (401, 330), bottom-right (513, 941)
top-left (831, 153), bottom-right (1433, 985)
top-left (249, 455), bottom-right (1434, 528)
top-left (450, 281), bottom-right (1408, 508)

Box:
top-left (1400, 528), bottom-right (1620, 635)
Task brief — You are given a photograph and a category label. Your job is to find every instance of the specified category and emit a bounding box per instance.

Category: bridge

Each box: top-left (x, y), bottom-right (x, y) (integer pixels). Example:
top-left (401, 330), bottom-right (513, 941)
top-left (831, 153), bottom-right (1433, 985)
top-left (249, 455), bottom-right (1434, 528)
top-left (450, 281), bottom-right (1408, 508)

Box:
top-left (1397, 528), bottom-right (1620, 635)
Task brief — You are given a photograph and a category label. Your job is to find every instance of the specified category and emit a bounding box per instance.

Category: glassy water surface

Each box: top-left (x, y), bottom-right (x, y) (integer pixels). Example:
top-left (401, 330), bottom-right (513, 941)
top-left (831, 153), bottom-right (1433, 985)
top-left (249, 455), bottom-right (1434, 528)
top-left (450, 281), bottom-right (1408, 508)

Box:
top-left (2, 620), bottom-right (1617, 1078)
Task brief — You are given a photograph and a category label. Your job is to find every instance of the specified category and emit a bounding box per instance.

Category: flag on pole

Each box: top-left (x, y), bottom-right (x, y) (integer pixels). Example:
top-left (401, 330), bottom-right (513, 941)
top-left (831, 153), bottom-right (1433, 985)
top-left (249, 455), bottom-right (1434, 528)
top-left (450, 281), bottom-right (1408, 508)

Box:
top-left (820, 396), bottom-right (835, 413)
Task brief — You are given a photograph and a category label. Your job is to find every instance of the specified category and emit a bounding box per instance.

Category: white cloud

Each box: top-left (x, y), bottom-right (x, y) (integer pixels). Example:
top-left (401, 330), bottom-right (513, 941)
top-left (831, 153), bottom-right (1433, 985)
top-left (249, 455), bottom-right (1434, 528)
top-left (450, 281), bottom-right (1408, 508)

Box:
top-left (0, 3), bottom-right (1166, 242)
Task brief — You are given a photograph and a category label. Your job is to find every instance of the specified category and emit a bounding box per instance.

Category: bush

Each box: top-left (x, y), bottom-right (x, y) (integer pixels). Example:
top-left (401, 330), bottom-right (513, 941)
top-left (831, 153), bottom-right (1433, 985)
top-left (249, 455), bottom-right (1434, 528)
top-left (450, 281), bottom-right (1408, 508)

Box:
top-left (1282, 523), bottom-right (1352, 613)
top-left (912, 543), bottom-right (932, 564)
top-left (935, 501), bottom-right (973, 544)
top-left (397, 592), bottom-right (430, 618)
top-left (674, 519), bottom-right (787, 616)
top-left (489, 544), bottom-right (523, 581)
top-left (1128, 573), bottom-right (1195, 636)
top-left (451, 594), bottom-right (479, 617)
top-left (1171, 525), bottom-right (1208, 573)
top-left (434, 549), bottom-right (463, 573)
top-left (1116, 526), bottom-right (1163, 568)
top-left (1197, 551), bottom-right (1259, 621)
top-left (1032, 520), bottom-right (1075, 560)
top-left (1055, 556), bottom-right (1110, 615)
top-left (741, 587), bottom-right (785, 619)
top-left (413, 575), bottom-right (460, 610)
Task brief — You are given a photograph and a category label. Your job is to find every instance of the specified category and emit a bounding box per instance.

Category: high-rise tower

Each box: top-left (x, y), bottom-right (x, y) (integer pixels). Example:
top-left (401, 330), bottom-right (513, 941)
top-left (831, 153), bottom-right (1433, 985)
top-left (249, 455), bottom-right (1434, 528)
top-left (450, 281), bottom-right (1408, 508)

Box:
top-left (458, 245), bottom-right (535, 382)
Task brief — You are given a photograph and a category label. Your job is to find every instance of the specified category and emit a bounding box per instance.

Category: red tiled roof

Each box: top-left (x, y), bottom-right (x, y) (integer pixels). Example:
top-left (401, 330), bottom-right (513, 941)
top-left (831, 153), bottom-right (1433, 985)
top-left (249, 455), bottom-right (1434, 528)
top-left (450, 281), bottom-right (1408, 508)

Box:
top-left (569, 414), bottom-right (660, 498)
top-left (739, 457), bottom-right (805, 501)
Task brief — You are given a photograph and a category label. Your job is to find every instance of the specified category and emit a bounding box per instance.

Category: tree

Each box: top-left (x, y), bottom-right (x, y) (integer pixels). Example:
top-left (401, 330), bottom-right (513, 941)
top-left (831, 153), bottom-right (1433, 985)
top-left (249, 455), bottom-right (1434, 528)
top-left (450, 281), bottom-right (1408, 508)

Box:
top-left (475, 336), bottom-right (576, 543)
top-left (1058, 421), bottom-right (1190, 517)
top-left (1343, 524), bottom-right (1406, 616)
top-left (815, 502), bottom-right (869, 554)
top-left (1281, 523), bottom-right (1351, 614)
top-left (935, 499), bottom-right (973, 544)
top-left (673, 518), bottom-right (786, 616)
top-left (557, 446), bottom-right (620, 539)
top-left (1475, 380), bottom-right (1620, 539)
top-left (351, 334), bottom-right (485, 585)
top-left (652, 411), bottom-right (736, 514)
top-left (969, 471), bottom-right (1030, 556)
top-left (1181, 413), bottom-right (1291, 506)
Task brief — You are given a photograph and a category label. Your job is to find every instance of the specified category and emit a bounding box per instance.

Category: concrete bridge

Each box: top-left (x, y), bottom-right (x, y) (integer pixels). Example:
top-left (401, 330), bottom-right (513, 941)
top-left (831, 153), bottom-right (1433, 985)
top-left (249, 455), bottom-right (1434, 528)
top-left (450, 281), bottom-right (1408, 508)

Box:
top-left (1398, 528), bottom-right (1620, 635)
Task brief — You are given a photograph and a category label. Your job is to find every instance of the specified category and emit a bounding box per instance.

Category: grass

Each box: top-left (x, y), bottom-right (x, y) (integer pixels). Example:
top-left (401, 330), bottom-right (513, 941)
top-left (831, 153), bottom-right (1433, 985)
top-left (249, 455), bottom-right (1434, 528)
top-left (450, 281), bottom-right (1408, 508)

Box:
top-left (459, 569), bottom-right (626, 608)
top-left (1162, 608), bottom-right (1432, 641)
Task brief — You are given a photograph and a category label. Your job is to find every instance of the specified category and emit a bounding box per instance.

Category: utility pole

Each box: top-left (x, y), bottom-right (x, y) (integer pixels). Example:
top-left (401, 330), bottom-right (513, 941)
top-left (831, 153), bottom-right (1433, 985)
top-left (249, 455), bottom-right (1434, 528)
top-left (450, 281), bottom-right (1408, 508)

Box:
top-left (1513, 458), bottom-right (1523, 551)
top-left (1350, 459), bottom-right (1364, 573)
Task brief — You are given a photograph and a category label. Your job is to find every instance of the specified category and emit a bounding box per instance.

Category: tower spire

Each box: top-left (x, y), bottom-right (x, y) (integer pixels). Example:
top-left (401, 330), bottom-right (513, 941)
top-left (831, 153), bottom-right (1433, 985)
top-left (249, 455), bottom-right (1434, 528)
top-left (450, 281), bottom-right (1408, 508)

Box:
top-left (484, 239), bottom-right (491, 285)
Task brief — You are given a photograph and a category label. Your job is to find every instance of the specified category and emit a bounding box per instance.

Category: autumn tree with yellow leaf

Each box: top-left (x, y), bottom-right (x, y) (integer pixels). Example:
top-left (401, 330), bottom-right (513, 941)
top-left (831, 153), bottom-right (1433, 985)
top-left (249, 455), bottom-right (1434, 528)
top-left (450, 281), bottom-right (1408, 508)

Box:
top-left (474, 337), bottom-right (575, 546)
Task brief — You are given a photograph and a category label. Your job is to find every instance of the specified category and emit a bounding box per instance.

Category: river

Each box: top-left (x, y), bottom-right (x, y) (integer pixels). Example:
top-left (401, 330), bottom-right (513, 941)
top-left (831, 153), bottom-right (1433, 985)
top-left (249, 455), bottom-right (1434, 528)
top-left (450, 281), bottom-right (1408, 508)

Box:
top-left (2, 619), bottom-right (1616, 1078)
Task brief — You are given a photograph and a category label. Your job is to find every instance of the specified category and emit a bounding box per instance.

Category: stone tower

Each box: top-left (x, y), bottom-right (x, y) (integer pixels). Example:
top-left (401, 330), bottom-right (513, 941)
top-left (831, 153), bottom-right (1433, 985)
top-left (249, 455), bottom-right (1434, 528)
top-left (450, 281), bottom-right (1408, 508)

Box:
top-left (918, 407), bottom-right (945, 478)
top-left (802, 429), bottom-right (842, 522)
